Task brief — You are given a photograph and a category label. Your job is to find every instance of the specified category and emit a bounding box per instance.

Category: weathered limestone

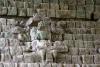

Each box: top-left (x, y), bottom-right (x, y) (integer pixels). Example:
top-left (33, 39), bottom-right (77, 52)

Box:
top-left (30, 27), bottom-right (38, 41)
top-left (0, 0), bottom-right (100, 65)
top-left (18, 8), bottom-right (26, 16)
top-left (94, 55), bottom-right (100, 64)
top-left (8, 7), bottom-right (17, 16)
top-left (0, 7), bottom-right (7, 15)
top-left (56, 10), bottom-right (76, 18)
top-left (72, 55), bottom-right (82, 64)
top-left (82, 55), bottom-right (94, 64)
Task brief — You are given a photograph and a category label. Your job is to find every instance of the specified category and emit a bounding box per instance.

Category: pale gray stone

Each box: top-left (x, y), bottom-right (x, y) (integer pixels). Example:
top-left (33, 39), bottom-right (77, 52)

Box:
top-left (13, 55), bottom-right (24, 63)
top-left (0, 18), bottom-right (6, 25)
top-left (56, 64), bottom-right (62, 67)
top-left (25, 17), bottom-right (34, 26)
top-left (3, 32), bottom-right (12, 38)
top-left (86, 0), bottom-right (94, 4)
top-left (27, 8), bottom-right (34, 16)
top-left (37, 9), bottom-right (46, 17)
top-left (33, 63), bottom-right (39, 67)
top-left (72, 55), bottom-right (82, 64)
top-left (68, 5), bottom-right (76, 10)
top-left (86, 48), bottom-right (97, 55)
top-left (40, 63), bottom-right (51, 67)
top-left (2, 25), bottom-right (11, 32)
top-left (46, 52), bottom-right (53, 62)
top-left (9, 46), bottom-right (23, 56)
top-left (74, 64), bottom-right (81, 67)
top-left (0, 38), bottom-right (8, 49)
top-left (18, 8), bottom-right (26, 16)
top-left (33, 53), bottom-right (41, 62)
top-left (77, 0), bottom-right (85, 5)
top-left (52, 63), bottom-right (57, 67)
top-left (63, 40), bottom-right (69, 47)
top-left (30, 27), bottom-right (38, 41)
top-left (10, 26), bottom-right (24, 34)
top-left (8, 38), bottom-right (20, 46)
top-left (16, 1), bottom-right (24, 8)
top-left (19, 63), bottom-right (28, 67)
top-left (94, 55), bottom-right (100, 64)
top-left (40, 3), bottom-right (49, 9)
top-left (7, 19), bottom-right (17, 25)
top-left (68, 0), bottom-right (76, 5)
top-left (50, 3), bottom-right (59, 10)
top-left (43, 0), bottom-right (49, 3)
top-left (23, 53), bottom-right (34, 63)
top-left (37, 30), bottom-right (49, 40)
top-left (27, 63), bottom-right (35, 67)
top-left (63, 64), bottom-right (74, 67)
top-left (83, 34), bottom-right (94, 41)
top-left (66, 21), bottom-right (76, 28)
top-left (1, 53), bottom-right (12, 62)
top-left (56, 21), bottom-right (66, 28)
top-left (17, 32), bottom-right (30, 41)
top-left (84, 41), bottom-right (94, 48)
top-left (75, 40), bottom-right (84, 48)
top-left (79, 48), bottom-right (88, 55)
top-left (86, 5), bottom-right (94, 19)
top-left (68, 40), bottom-right (74, 48)
top-left (47, 9), bottom-right (56, 17)
top-left (69, 48), bottom-right (78, 55)
top-left (0, 7), bottom-right (7, 15)
top-left (8, 7), bottom-right (17, 16)
top-left (76, 9), bottom-right (85, 18)
top-left (31, 40), bottom-right (39, 51)
top-left (0, 0), bottom-right (4, 7)
top-left (3, 63), bottom-right (15, 67)
top-left (64, 34), bottom-right (73, 40)
top-left (65, 55), bottom-right (72, 63)
top-left (82, 55), bottom-right (94, 64)
top-left (24, 42), bottom-right (31, 50)
top-left (50, 0), bottom-right (58, 3)
top-left (0, 63), bottom-right (3, 67)
top-left (34, 0), bottom-right (42, 4)
top-left (56, 28), bottom-right (64, 34)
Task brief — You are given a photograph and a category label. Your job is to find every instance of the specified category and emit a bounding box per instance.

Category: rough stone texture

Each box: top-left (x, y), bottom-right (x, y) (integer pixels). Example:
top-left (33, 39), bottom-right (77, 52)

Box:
top-left (0, 0), bottom-right (100, 66)
top-left (8, 7), bottom-right (17, 16)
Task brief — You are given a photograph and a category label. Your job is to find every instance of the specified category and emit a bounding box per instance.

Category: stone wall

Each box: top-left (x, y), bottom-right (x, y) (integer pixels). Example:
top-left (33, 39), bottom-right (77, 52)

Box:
top-left (0, 0), bottom-right (99, 19)
top-left (0, 0), bottom-right (100, 67)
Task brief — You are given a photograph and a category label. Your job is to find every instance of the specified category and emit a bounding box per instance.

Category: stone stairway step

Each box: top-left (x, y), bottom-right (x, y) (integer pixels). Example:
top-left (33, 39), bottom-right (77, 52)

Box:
top-left (1, 63), bottom-right (100, 67)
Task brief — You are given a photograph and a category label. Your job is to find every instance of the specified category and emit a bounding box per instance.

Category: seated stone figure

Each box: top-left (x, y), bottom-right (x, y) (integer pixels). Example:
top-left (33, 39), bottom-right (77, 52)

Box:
top-left (36, 17), bottom-right (51, 40)
top-left (31, 40), bottom-right (68, 63)
top-left (30, 27), bottom-right (38, 41)
top-left (31, 40), bottom-right (52, 63)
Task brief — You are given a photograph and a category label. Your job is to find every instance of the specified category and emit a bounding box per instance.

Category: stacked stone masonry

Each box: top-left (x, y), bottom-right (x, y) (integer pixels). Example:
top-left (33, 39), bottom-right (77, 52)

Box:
top-left (0, 0), bottom-right (100, 19)
top-left (0, 18), bottom-right (100, 66)
top-left (0, 0), bottom-right (100, 67)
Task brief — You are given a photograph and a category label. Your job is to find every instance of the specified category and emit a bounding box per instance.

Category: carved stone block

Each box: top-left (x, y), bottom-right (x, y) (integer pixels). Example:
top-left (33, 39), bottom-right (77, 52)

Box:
top-left (18, 8), bottom-right (26, 16)
top-left (8, 7), bottom-right (17, 16)
top-left (82, 55), bottom-right (94, 64)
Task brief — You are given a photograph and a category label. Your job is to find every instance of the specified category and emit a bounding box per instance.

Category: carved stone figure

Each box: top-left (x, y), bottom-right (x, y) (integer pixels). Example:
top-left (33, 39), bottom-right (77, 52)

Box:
top-left (30, 27), bottom-right (38, 41)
